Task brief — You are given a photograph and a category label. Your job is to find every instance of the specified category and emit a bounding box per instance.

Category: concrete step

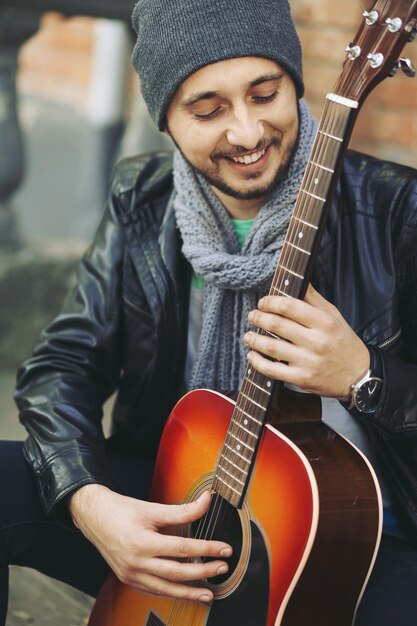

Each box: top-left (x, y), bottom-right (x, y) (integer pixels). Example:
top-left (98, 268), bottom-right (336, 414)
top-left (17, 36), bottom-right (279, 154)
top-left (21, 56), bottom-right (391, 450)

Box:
top-left (7, 566), bottom-right (93, 626)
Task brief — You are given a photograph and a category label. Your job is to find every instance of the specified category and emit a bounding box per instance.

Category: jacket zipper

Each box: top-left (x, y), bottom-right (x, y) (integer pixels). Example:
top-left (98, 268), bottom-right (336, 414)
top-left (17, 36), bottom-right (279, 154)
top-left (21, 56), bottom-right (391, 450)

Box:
top-left (377, 328), bottom-right (401, 350)
top-left (123, 295), bottom-right (154, 320)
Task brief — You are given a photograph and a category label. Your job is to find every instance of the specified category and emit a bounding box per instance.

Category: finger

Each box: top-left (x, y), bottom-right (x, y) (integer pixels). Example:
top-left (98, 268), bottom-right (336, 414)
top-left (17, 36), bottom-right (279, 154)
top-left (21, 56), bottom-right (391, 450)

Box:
top-left (125, 571), bottom-right (215, 604)
top-left (151, 533), bottom-right (233, 560)
top-left (256, 295), bottom-right (319, 328)
top-left (247, 309), bottom-right (305, 345)
top-left (246, 349), bottom-right (301, 385)
top-left (150, 491), bottom-right (212, 527)
top-left (142, 556), bottom-right (229, 583)
top-left (244, 329), bottom-right (299, 363)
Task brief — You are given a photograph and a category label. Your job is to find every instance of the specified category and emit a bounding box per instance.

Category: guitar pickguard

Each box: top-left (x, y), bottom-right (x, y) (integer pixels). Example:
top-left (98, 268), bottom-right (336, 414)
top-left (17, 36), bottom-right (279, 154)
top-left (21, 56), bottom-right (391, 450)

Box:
top-left (207, 520), bottom-right (269, 626)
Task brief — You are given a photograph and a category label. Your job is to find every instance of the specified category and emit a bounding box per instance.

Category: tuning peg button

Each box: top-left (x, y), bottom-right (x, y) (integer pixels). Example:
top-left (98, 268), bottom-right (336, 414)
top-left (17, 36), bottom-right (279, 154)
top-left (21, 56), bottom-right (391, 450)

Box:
top-left (399, 58), bottom-right (416, 77)
top-left (363, 10), bottom-right (379, 26)
top-left (345, 44), bottom-right (361, 60)
top-left (385, 17), bottom-right (402, 33)
top-left (367, 53), bottom-right (384, 68)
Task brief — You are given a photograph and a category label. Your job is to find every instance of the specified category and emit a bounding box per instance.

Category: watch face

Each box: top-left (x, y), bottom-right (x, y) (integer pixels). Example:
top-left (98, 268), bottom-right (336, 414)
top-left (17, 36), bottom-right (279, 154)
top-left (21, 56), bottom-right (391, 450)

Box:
top-left (355, 378), bottom-right (382, 413)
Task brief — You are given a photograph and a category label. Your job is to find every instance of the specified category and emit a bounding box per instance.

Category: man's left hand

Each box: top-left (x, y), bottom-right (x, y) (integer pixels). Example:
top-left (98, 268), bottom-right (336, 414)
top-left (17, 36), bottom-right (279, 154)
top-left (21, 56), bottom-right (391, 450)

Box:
top-left (244, 284), bottom-right (369, 401)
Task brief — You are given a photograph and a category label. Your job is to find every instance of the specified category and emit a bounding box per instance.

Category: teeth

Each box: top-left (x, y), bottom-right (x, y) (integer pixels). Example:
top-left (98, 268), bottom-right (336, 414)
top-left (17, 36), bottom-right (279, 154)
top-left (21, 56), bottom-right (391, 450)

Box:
top-left (232, 147), bottom-right (266, 165)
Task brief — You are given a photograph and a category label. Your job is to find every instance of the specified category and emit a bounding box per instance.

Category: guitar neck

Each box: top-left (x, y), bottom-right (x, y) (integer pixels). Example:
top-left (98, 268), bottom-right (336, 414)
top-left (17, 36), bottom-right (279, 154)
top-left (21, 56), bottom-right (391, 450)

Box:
top-left (212, 95), bottom-right (359, 508)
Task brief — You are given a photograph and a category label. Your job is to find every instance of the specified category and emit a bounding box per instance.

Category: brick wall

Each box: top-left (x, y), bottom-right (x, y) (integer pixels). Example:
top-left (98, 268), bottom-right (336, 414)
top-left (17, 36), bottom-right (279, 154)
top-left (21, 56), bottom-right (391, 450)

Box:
top-left (18, 13), bottom-right (95, 113)
top-left (292, 0), bottom-right (417, 167)
top-left (17, 3), bottom-right (417, 166)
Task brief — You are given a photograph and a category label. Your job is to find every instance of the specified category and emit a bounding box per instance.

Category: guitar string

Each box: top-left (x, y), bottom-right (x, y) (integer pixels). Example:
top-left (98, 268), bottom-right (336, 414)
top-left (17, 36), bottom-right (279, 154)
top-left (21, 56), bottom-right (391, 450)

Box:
top-left (180, 491), bottom-right (232, 626)
top-left (166, 490), bottom-right (225, 626)
top-left (276, 99), bottom-right (343, 300)
top-left (167, 99), bottom-right (346, 626)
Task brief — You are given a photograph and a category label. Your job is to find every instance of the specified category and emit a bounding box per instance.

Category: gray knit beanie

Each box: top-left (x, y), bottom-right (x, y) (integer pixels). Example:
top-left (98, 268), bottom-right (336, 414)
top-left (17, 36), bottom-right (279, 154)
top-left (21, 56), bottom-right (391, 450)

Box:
top-left (131, 0), bottom-right (304, 130)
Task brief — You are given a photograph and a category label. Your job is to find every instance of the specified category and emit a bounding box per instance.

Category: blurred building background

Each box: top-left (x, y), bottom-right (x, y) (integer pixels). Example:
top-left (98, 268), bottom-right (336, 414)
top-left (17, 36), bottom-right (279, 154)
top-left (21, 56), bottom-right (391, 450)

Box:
top-left (1, 1), bottom-right (417, 623)
top-left (1, 0), bottom-right (415, 370)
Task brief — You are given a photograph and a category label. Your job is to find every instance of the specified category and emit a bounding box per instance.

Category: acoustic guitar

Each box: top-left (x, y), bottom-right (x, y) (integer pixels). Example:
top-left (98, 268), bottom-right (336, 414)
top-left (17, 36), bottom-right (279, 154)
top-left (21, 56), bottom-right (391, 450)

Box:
top-left (88, 1), bottom-right (417, 624)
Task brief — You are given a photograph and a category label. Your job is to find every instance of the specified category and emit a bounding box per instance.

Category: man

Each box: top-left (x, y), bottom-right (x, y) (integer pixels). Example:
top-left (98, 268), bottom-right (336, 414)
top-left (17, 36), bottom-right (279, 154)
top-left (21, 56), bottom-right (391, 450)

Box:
top-left (1, 0), bottom-right (417, 624)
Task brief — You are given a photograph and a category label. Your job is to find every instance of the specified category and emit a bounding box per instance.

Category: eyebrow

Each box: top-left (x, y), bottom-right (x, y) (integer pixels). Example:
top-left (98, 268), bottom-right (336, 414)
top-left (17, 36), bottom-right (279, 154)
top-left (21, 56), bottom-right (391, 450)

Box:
top-left (181, 72), bottom-right (284, 108)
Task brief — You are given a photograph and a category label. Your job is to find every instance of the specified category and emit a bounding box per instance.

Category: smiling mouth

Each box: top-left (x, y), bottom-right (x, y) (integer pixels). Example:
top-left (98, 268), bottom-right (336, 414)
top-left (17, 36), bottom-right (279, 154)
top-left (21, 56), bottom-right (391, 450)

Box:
top-left (229, 146), bottom-right (269, 165)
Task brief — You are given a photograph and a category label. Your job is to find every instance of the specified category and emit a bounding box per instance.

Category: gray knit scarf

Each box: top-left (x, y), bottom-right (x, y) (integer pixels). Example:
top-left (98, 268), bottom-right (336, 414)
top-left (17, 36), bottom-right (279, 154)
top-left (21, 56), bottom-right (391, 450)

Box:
top-left (173, 100), bottom-right (317, 392)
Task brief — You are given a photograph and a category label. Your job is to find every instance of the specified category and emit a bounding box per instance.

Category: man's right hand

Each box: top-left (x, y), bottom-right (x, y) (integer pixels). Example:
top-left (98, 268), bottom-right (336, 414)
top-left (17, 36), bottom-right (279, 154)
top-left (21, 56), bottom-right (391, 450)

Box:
top-left (69, 484), bottom-right (232, 604)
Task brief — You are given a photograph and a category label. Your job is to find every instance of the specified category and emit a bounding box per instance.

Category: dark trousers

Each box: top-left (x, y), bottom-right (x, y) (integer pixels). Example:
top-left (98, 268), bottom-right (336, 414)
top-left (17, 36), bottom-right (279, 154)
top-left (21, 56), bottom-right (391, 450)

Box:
top-left (1, 440), bottom-right (417, 626)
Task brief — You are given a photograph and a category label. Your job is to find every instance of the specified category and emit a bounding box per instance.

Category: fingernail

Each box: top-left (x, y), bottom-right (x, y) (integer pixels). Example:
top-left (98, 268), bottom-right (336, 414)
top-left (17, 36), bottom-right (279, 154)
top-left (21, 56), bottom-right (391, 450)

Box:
top-left (199, 594), bottom-right (212, 604)
top-left (220, 547), bottom-right (232, 557)
top-left (248, 311), bottom-right (254, 321)
top-left (217, 565), bottom-right (228, 575)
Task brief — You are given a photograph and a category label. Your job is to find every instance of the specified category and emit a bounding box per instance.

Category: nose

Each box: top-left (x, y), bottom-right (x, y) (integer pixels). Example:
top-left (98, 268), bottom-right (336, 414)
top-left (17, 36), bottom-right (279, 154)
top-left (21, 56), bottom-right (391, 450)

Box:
top-left (225, 104), bottom-right (263, 150)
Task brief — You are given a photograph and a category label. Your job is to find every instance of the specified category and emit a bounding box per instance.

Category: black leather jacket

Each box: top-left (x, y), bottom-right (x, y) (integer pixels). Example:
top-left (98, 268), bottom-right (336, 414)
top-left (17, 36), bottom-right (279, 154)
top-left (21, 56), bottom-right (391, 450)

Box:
top-left (14, 151), bottom-right (417, 536)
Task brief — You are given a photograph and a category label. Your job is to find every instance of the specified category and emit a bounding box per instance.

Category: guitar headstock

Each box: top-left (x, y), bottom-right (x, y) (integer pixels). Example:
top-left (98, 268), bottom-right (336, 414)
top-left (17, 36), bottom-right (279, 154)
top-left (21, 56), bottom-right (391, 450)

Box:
top-left (334, 0), bottom-right (417, 102)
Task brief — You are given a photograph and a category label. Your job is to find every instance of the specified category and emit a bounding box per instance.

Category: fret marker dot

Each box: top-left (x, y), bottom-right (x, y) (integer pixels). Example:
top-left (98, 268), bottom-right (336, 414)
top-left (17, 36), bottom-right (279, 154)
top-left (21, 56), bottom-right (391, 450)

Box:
top-left (244, 419), bottom-right (248, 426)
top-left (267, 381), bottom-right (272, 388)
top-left (236, 444), bottom-right (241, 451)
top-left (298, 232), bottom-right (303, 239)
top-left (284, 279), bottom-right (290, 286)
top-left (248, 368), bottom-right (252, 375)
top-left (314, 177), bottom-right (319, 185)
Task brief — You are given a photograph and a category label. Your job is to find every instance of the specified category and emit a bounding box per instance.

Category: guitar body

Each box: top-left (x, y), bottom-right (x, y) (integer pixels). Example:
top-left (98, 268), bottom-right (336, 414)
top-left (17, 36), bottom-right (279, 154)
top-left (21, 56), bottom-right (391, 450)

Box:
top-left (88, 388), bottom-right (381, 626)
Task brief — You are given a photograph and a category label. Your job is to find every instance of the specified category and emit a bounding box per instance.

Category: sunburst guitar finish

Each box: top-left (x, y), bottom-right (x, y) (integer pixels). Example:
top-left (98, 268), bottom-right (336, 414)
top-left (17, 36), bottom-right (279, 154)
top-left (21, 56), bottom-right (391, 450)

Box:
top-left (88, 389), bottom-right (381, 626)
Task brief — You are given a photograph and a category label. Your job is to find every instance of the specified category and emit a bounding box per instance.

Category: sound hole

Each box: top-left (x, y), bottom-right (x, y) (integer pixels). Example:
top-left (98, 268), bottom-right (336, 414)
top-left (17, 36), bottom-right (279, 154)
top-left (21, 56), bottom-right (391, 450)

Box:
top-left (191, 494), bottom-right (243, 585)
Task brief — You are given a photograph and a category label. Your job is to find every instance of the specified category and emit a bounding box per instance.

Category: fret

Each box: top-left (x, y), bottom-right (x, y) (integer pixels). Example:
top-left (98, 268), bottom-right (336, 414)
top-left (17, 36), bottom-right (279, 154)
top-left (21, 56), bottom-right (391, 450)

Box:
top-left (215, 475), bottom-right (241, 496)
top-left (220, 453), bottom-right (249, 475)
top-left (278, 265), bottom-right (304, 280)
top-left (217, 465), bottom-right (245, 486)
top-left (230, 416), bottom-right (260, 438)
top-left (244, 377), bottom-right (272, 395)
top-left (226, 434), bottom-right (255, 452)
top-left (286, 241), bottom-right (311, 255)
top-left (236, 407), bottom-right (263, 425)
top-left (270, 285), bottom-right (294, 298)
top-left (237, 422), bottom-right (260, 438)
top-left (240, 391), bottom-right (267, 411)
top-left (301, 189), bottom-right (326, 203)
top-left (224, 443), bottom-right (252, 462)
top-left (271, 271), bottom-right (304, 297)
top-left (308, 160), bottom-right (335, 174)
top-left (292, 216), bottom-right (319, 230)
top-left (318, 130), bottom-right (343, 142)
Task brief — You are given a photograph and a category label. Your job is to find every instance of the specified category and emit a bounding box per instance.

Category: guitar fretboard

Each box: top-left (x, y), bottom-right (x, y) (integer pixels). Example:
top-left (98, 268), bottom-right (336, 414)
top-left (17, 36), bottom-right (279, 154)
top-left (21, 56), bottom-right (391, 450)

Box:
top-left (213, 97), bottom-right (356, 508)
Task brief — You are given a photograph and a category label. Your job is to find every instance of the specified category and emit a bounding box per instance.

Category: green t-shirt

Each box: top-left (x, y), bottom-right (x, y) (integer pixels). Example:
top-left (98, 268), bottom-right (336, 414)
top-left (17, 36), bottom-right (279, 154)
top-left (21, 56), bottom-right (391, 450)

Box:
top-left (191, 218), bottom-right (254, 290)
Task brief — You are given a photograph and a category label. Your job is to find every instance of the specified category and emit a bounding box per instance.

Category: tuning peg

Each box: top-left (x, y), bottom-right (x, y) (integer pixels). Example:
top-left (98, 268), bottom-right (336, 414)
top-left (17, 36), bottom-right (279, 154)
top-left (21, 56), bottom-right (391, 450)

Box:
top-left (385, 17), bottom-right (402, 33)
top-left (362, 10), bottom-right (379, 26)
top-left (398, 58), bottom-right (416, 77)
top-left (345, 44), bottom-right (361, 60)
top-left (389, 63), bottom-right (398, 77)
top-left (367, 52), bottom-right (384, 68)
top-left (408, 28), bottom-right (417, 43)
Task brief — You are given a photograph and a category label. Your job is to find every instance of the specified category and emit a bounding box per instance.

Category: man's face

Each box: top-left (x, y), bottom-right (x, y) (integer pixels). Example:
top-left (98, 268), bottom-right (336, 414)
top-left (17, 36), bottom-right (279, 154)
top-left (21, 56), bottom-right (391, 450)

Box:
top-left (166, 56), bottom-right (299, 216)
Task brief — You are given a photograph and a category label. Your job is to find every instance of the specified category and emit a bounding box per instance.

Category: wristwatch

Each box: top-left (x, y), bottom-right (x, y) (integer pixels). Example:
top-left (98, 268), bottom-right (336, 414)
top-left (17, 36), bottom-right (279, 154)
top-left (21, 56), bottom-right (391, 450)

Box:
top-left (347, 347), bottom-right (383, 414)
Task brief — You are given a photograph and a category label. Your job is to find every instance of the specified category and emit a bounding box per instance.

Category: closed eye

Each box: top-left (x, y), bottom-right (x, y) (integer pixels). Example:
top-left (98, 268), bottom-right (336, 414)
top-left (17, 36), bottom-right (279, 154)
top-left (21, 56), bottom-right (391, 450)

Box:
top-left (193, 107), bottom-right (222, 121)
top-left (253, 91), bottom-right (278, 104)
